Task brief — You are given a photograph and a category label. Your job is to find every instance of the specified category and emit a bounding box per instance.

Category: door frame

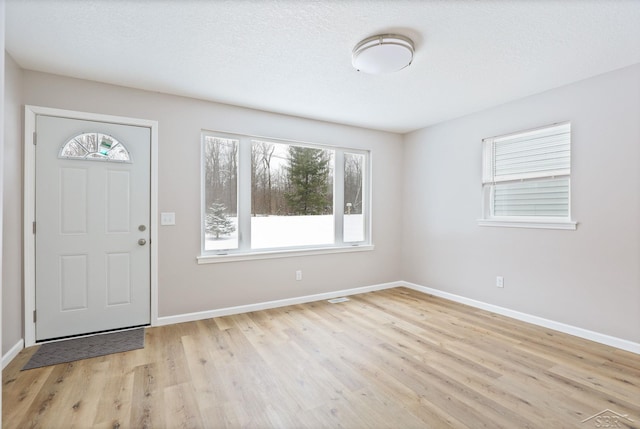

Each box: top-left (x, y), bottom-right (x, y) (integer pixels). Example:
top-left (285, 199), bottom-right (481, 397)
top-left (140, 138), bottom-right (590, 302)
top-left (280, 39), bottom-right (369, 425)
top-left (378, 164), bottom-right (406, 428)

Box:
top-left (23, 105), bottom-right (159, 346)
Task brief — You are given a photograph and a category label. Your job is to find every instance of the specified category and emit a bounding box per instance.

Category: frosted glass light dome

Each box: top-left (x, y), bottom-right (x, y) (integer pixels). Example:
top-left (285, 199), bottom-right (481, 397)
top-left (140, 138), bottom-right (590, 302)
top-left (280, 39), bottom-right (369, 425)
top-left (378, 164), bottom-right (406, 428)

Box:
top-left (352, 34), bottom-right (414, 74)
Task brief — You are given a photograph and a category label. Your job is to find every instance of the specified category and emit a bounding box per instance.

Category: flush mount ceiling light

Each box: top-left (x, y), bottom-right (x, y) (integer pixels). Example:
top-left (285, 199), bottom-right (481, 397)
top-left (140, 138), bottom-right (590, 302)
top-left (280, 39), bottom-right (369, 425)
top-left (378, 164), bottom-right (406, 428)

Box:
top-left (352, 34), bottom-right (415, 74)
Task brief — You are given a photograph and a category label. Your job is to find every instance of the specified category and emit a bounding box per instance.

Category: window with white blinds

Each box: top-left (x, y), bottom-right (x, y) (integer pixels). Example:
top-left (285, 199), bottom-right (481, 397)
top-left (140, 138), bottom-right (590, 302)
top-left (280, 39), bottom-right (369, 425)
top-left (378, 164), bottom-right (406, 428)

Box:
top-left (480, 122), bottom-right (576, 229)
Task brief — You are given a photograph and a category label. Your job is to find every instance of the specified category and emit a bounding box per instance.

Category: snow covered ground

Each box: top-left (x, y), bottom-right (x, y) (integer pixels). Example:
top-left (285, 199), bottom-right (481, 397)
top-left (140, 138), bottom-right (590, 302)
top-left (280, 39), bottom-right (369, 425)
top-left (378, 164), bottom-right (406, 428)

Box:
top-left (205, 214), bottom-right (364, 251)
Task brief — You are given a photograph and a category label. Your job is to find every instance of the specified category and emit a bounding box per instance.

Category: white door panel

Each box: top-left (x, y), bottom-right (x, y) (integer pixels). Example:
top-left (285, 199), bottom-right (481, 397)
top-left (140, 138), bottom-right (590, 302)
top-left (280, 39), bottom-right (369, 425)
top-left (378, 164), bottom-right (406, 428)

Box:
top-left (35, 115), bottom-right (150, 341)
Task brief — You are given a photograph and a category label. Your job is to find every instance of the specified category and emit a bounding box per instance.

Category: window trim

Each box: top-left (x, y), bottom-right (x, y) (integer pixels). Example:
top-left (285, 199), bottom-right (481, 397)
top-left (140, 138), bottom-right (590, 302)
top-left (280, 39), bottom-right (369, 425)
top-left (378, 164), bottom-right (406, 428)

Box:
top-left (477, 218), bottom-right (577, 230)
top-left (200, 130), bottom-right (372, 258)
top-left (478, 122), bottom-right (577, 230)
top-left (197, 244), bottom-right (375, 264)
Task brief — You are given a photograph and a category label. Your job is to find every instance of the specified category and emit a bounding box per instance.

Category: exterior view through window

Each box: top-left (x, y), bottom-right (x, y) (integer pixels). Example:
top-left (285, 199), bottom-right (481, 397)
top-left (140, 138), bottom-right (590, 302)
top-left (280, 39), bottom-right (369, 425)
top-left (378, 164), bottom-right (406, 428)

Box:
top-left (344, 152), bottom-right (365, 242)
top-left (202, 132), bottom-right (369, 254)
top-left (251, 140), bottom-right (334, 249)
top-left (203, 136), bottom-right (239, 250)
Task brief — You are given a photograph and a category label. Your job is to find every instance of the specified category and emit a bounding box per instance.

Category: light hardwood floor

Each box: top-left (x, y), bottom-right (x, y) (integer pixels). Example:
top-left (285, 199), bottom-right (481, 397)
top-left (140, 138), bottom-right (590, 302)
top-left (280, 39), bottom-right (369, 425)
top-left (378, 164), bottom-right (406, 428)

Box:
top-left (3, 287), bottom-right (639, 428)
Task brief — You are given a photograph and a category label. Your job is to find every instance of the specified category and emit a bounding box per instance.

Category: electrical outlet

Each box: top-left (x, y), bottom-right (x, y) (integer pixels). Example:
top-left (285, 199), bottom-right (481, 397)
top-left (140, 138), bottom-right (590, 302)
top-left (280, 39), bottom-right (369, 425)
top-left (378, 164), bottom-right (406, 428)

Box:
top-left (496, 276), bottom-right (504, 288)
top-left (296, 270), bottom-right (303, 281)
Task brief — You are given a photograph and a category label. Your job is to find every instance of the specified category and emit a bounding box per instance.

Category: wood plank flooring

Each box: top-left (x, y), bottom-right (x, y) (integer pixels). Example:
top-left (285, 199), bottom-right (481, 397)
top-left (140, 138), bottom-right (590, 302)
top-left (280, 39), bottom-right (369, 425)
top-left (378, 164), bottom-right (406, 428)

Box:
top-left (3, 287), bottom-right (639, 428)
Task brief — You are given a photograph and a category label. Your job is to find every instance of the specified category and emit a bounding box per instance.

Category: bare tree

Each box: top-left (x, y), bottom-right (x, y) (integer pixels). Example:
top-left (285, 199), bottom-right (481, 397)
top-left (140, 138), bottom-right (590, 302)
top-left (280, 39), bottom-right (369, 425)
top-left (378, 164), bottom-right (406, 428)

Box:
top-left (257, 142), bottom-right (275, 214)
top-left (204, 137), bottom-right (238, 216)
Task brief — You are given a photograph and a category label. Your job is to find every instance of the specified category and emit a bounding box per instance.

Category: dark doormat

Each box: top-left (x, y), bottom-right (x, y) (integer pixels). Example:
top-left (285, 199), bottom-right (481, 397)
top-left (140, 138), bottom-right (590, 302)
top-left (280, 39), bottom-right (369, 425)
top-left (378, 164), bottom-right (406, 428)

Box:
top-left (23, 328), bottom-right (145, 370)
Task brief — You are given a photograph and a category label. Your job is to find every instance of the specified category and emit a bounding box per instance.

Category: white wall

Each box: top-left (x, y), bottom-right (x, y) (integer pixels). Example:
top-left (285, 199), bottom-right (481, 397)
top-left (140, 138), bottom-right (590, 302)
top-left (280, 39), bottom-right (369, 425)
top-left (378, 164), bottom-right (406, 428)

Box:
top-left (402, 64), bottom-right (640, 343)
top-left (2, 52), bottom-right (23, 355)
top-left (20, 70), bottom-right (403, 320)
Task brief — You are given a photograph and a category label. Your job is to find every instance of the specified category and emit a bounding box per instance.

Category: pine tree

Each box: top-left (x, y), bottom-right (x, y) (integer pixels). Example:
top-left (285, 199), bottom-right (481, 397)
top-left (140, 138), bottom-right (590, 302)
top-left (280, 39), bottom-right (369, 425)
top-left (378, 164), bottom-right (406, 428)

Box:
top-left (285, 146), bottom-right (331, 215)
top-left (205, 201), bottom-right (236, 239)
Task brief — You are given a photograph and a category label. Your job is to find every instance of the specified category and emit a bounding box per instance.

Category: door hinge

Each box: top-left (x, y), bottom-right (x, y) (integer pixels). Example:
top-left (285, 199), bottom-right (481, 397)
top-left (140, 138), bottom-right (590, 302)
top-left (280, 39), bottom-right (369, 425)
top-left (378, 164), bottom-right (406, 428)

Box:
top-left (33, 221), bottom-right (36, 234)
top-left (33, 310), bottom-right (37, 323)
top-left (33, 131), bottom-right (37, 145)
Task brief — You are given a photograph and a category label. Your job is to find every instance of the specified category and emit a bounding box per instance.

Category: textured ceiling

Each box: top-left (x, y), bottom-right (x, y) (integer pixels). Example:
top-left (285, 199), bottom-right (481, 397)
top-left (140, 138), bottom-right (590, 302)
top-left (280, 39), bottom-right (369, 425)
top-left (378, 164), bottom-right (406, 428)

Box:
top-left (6, 0), bottom-right (640, 133)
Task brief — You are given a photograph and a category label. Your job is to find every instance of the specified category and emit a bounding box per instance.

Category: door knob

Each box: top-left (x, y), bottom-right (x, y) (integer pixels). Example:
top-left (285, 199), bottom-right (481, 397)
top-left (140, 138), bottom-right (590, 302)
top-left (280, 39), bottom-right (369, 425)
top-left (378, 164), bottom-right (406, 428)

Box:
top-left (138, 238), bottom-right (147, 246)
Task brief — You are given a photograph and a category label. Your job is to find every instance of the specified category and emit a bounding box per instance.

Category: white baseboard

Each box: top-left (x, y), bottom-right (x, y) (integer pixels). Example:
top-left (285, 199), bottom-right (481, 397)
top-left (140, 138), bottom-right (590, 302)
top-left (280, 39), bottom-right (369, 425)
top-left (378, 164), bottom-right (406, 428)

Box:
top-left (7, 280), bottom-right (634, 369)
top-left (153, 279), bottom-right (640, 355)
top-left (156, 281), bottom-right (402, 326)
top-left (402, 281), bottom-right (640, 355)
top-left (2, 339), bottom-right (24, 369)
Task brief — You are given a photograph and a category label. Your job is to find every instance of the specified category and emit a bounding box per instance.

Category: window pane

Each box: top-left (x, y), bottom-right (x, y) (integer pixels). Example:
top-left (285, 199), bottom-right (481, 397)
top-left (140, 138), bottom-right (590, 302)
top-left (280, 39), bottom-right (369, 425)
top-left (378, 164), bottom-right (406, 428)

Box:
top-left (203, 136), bottom-right (238, 250)
top-left (491, 123), bottom-right (570, 182)
top-left (493, 177), bottom-right (569, 217)
top-left (251, 141), bottom-right (334, 249)
top-left (344, 152), bottom-right (365, 242)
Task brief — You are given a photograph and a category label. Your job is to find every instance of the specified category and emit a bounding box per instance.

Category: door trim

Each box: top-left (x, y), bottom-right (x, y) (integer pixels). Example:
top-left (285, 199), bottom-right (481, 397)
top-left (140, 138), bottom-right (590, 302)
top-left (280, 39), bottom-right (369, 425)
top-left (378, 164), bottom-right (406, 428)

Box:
top-left (24, 105), bottom-right (159, 346)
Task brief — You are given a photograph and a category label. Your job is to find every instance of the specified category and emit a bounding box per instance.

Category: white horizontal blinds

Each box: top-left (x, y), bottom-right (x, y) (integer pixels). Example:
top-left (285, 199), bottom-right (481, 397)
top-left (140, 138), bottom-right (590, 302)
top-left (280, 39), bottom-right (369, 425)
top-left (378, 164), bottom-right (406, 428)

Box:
top-left (493, 178), bottom-right (569, 217)
top-left (483, 122), bottom-right (571, 218)
top-left (492, 123), bottom-right (571, 183)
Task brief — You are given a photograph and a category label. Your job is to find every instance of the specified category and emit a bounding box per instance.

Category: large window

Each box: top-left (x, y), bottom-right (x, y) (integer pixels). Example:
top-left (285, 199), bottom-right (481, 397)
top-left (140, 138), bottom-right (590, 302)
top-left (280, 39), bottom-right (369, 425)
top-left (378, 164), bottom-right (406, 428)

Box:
top-left (479, 122), bottom-right (577, 229)
top-left (201, 132), bottom-right (370, 257)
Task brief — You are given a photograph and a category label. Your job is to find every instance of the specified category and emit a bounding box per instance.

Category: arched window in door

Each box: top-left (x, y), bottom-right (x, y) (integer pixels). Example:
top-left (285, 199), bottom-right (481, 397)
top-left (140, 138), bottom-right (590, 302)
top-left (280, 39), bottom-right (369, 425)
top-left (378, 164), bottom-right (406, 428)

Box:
top-left (59, 132), bottom-right (131, 162)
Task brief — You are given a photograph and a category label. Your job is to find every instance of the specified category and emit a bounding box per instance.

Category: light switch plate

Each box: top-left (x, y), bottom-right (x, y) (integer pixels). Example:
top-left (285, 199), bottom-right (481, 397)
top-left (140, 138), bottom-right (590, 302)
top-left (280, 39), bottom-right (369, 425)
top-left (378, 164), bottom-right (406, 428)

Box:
top-left (161, 212), bottom-right (176, 225)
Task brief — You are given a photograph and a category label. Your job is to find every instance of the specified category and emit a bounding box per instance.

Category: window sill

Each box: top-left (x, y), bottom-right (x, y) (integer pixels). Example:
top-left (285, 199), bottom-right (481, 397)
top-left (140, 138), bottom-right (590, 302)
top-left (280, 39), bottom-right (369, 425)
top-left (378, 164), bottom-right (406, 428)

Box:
top-left (477, 218), bottom-right (577, 230)
top-left (197, 244), bottom-right (375, 264)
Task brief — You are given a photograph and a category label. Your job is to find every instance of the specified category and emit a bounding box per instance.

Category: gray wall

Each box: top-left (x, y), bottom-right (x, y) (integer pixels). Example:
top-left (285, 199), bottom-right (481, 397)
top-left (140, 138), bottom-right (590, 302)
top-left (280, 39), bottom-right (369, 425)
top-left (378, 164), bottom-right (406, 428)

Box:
top-left (3, 61), bottom-right (639, 357)
top-left (402, 64), bottom-right (640, 343)
top-left (19, 70), bottom-right (403, 323)
top-left (2, 53), bottom-right (22, 354)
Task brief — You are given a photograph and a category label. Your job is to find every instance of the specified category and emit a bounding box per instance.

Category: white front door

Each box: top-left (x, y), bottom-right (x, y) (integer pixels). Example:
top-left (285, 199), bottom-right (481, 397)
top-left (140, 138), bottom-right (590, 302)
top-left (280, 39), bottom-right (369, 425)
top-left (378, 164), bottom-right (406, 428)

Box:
top-left (35, 115), bottom-right (151, 341)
